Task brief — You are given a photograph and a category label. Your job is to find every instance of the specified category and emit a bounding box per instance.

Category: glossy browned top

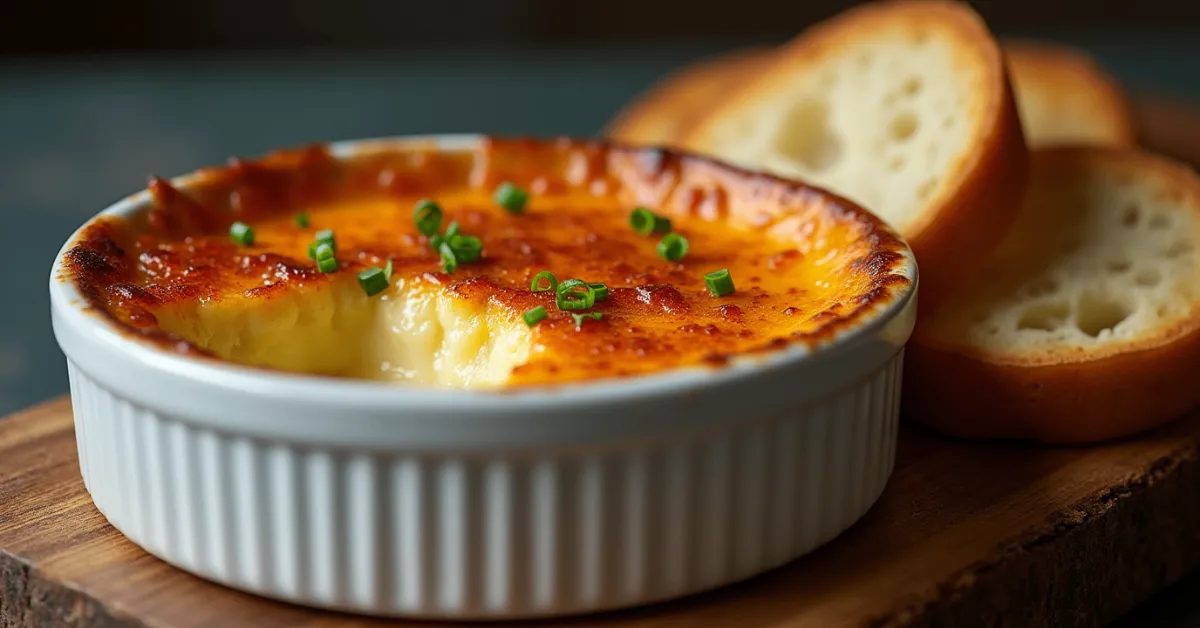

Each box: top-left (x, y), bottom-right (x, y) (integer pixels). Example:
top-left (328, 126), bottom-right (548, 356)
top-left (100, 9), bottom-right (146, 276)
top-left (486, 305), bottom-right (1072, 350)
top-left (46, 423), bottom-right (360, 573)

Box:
top-left (61, 137), bottom-right (914, 387)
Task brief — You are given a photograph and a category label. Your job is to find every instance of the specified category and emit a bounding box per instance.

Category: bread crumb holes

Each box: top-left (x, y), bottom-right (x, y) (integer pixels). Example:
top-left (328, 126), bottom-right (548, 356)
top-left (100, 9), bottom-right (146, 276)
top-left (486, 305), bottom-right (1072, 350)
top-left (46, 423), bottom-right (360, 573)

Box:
top-left (1017, 300), bottom-right (1069, 332)
top-left (1135, 268), bottom-right (1162, 287)
top-left (1164, 241), bottom-right (1194, 258)
top-left (1026, 277), bottom-right (1059, 297)
top-left (1121, 204), bottom-right (1140, 227)
top-left (902, 77), bottom-right (923, 97)
top-left (772, 99), bottom-right (842, 172)
top-left (1076, 291), bottom-right (1131, 337)
top-left (916, 178), bottom-right (937, 201)
top-left (889, 111), bottom-right (918, 141)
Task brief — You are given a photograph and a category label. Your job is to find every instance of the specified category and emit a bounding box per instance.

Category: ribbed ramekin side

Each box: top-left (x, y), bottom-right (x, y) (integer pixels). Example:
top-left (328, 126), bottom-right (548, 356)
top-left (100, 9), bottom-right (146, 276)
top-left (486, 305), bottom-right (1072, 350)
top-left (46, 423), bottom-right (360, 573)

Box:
top-left (65, 349), bottom-right (902, 619)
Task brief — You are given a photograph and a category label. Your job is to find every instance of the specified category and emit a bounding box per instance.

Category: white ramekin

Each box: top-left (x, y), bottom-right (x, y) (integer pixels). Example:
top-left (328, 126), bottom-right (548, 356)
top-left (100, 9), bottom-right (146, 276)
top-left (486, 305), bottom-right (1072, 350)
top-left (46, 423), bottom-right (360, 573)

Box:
top-left (49, 135), bottom-right (918, 619)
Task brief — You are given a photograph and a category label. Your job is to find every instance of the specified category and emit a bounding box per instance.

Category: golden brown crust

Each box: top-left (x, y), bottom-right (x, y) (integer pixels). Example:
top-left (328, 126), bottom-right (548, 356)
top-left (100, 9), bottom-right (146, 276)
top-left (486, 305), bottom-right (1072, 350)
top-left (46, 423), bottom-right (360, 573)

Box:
top-left (680, 0), bottom-right (1030, 310)
top-left (60, 137), bottom-right (914, 387)
top-left (905, 147), bottom-right (1200, 443)
top-left (1003, 38), bottom-right (1137, 147)
top-left (604, 47), bottom-right (773, 148)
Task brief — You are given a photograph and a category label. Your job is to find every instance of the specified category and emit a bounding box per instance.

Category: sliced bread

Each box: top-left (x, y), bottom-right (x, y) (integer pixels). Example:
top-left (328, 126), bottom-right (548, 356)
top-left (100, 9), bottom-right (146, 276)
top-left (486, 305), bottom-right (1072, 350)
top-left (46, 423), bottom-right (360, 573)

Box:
top-left (605, 47), bottom-right (772, 148)
top-left (680, 0), bottom-right (1029, 304)
top-left (905, 147), bottom-right (1200, 443)
top-left (1005, 39), bottom-right (1137, 148)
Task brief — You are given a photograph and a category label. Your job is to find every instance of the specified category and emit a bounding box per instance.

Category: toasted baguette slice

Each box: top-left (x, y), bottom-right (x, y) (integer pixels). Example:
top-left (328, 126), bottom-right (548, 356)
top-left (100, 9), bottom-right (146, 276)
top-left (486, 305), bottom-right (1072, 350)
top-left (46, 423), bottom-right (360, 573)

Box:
top-left (681, 0), bottom-right (1029, 304)
top-left (605, 47), bottom-right (772, 147)
top-left (1005, 39), bottom-right (1137, 148)
top-left (905, 147), bottom-right (1200, 443)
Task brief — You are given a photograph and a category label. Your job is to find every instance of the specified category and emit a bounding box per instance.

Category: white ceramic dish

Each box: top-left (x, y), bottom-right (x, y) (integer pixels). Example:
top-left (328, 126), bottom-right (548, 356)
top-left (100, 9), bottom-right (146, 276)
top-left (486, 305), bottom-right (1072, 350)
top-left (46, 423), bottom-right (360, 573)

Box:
top-left (49, 134), bottom-right (918, 619)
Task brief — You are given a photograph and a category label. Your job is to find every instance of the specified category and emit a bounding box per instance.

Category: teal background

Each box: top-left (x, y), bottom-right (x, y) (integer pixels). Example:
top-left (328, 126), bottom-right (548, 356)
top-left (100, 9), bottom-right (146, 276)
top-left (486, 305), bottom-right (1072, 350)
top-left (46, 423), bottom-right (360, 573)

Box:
top-left (2, 32), bottom-right (1198, 624)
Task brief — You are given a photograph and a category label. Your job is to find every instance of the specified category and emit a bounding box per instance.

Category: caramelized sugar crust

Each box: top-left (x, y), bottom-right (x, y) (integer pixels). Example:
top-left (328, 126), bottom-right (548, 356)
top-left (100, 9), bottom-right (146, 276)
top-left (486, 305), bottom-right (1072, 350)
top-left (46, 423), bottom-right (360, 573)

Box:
top-left (62, 137), bottom-right (913, 386)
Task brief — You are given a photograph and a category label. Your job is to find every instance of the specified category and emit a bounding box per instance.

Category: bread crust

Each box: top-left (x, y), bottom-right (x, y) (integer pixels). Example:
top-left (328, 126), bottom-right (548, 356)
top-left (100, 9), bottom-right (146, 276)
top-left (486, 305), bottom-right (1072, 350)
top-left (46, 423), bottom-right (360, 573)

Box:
top-left (1004, 39), bottom-right (1137, 147)
top-left (604, 47), bottom-right (772, 148)
top-left (905, 147), bottom-right (1200, 443)
top-left (681, 0), bottom-right (1029, 308)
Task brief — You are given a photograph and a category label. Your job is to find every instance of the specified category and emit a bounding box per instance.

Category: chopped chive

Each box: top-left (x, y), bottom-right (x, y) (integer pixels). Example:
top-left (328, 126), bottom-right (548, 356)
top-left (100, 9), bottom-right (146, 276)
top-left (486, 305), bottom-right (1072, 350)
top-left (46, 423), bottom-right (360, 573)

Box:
top-left (494, 182), bottom-right (529, 214)
top-left (431, 222), bottom-right (460, 250)
top-left (531, 271), bottom-right (558, 293)
top-left (523, 305), bottom-right (548, 327)
top-left (572, 311), bottom-right (604, 330)
top-left (307, 240), bottom-right (336, 259)
top-left (656, 233), bottom-right (689, 262)
top-left (357, 267), bottom-right (389, 296)
top-left (588, 282), bottom-right (609, 301)
top-left (556, 278), bottom-right (596, 311)
top-left (704, 269), bottom-right (735, 297)
top-left (629, 207), bottom-right (671, 236)
top-left (294, 213), bottom-right (310, 228)
top-left (384, 258), bottom-right (394, 281)
top-left (315, 228), bottom-right (336, 252)
top-left (229, 221), bottom-right (254, 246)
top-left (317, 256), bottom-right (338, 273)
top-left (414, 199), bottom-right (442, 236)
top-left (439, 241), bottom-right (458, 273)
top-left (448, 234), bottom-right (483, 263)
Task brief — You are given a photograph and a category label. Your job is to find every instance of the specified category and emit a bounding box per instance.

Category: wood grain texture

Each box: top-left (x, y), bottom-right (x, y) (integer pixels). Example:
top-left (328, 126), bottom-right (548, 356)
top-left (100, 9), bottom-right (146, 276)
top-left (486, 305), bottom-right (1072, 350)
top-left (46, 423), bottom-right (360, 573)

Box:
top-left (5, 397), bottom-right (1200, 628)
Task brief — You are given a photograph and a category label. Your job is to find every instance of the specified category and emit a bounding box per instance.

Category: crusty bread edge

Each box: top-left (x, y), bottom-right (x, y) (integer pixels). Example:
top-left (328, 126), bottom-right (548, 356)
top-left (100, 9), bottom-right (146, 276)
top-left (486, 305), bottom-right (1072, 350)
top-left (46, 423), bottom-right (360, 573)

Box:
top-left (904, 147), bottom-right (1200, 443)
top-left (1003, 38), bottom-right (1138, 147)
top-left (604, 47), bottom-right (773, 148)
top-left (681, 0), bottom-right (1030, 308)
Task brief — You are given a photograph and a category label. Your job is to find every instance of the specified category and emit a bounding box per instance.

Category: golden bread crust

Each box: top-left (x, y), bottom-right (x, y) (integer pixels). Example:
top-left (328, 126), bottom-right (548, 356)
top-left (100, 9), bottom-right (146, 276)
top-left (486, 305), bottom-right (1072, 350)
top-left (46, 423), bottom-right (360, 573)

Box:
top-left (905, 147), bottom-right (1200, 443)
top-left (1004, 39), bottom-right (1137, 147)
top-left (605, 47), bottom-right (772, 148)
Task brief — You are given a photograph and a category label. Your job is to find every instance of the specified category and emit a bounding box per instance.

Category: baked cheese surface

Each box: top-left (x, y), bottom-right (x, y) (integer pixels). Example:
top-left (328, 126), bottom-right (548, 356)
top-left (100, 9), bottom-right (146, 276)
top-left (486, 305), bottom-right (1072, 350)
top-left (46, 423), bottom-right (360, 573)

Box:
top-left (63, 138), bottom-right (912, 388)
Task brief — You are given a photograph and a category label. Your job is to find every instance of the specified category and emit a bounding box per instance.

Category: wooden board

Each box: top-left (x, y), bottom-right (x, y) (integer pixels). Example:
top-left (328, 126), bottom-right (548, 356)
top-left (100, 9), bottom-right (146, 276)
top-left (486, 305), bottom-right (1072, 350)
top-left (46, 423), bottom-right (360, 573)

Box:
top-left (5, 398), bottom-right (1200, 628)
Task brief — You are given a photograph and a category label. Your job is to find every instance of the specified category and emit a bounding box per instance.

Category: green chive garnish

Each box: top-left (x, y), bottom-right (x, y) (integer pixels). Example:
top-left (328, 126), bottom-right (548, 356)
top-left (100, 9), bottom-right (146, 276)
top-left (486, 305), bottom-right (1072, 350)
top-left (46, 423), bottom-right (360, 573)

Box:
top-left (317, 256), bottom-right (338, 273)
top-left (315, 228), bottom-right (336, 252)
top-left (449, 234), bottom-right (483, 263)
top-left (414, 199), bottom-right (442, 236)
top-left (572, 311), bottom-right (604, 329)
top-left (704, 269), bottom-right (735, 297)
top-left (357, 267), bottom-right (389, 296)
top-left (556, 278), bottom-right (596, 311)
top-left (229, 222), bottom-right (254, 246)
top-left (439, 241), bottom-right (458, 273)
top-left (494, 182), bottom-right (529, 213)
top-left (523, 305), bottom-right (548, 327)
top-left (588, 282), bottom-right (609, 301)
top-left (431, 221), bottom-right (459, 251)
top-left (384, 258), bottom-right (394, 281)
top-left (531, 271), bottom-right (558, 293)
top-left (294, 214), bottom-right (310, 228)
top-left (629, 207), bottom-right (671, 236)
top-left (314, 242), bottom-right (335, 261)
top-left (657, 233), bottom-right (689, 262)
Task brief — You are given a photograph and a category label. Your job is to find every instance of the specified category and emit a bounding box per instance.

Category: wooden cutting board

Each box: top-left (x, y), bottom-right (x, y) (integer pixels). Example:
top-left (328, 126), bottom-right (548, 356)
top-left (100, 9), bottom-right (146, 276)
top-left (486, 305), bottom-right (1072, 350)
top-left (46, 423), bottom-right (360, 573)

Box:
top-left (4, 395), bottom-right (1200, 628)
top-left (4, 97), bottom-right (1200, 628)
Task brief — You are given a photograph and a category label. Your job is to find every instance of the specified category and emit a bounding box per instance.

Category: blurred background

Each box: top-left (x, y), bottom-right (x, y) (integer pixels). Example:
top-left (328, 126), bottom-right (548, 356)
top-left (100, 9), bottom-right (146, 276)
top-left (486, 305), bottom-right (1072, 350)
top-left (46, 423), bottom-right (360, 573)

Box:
top-left (2, 0), bottom-right (1200, 624)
